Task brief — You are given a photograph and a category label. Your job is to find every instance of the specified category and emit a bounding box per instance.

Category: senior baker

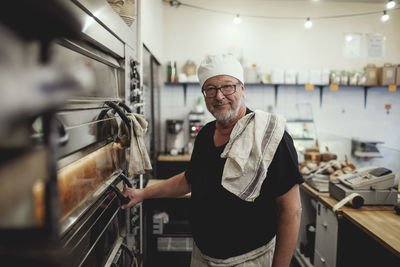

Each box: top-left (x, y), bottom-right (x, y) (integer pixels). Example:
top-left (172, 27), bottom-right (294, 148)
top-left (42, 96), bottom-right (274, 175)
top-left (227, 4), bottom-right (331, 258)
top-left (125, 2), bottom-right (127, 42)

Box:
top-left (122, 54), bottom-right (304, 267)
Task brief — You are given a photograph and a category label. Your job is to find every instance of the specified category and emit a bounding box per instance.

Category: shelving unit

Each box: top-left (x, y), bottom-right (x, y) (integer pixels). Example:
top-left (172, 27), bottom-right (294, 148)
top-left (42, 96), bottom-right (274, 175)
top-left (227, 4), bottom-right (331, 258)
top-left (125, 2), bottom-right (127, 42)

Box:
top-left (164, 82), bottom-right (396, 108)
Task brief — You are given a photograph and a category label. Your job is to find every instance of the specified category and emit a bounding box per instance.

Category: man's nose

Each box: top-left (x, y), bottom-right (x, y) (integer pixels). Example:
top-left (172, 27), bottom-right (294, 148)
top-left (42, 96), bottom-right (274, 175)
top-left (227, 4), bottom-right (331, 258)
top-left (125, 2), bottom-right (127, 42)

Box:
top-left (215, 89), bottom-right (225, 100)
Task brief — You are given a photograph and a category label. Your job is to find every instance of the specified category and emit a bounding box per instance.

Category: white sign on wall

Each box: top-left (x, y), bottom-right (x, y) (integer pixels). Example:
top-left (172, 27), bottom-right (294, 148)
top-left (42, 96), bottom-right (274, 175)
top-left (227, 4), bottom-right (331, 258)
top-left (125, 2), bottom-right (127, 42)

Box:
top-left (343, 33), bottom-right (361, 59)
top-left (367, 34), bottom-right (385, 59)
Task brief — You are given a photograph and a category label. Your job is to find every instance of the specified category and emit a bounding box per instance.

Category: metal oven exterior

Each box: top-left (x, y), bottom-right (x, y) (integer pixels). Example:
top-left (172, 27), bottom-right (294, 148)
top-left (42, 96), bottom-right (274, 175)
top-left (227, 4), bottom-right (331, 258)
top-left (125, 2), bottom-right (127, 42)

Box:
top-left (0, 0), bottom-right (142, 266)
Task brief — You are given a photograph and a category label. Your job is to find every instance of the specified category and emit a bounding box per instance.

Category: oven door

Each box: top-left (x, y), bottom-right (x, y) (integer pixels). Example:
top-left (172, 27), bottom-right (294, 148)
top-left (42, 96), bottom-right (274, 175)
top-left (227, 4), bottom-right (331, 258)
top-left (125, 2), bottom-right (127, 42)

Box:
top-left (60, 171), bottom-right (132, 267)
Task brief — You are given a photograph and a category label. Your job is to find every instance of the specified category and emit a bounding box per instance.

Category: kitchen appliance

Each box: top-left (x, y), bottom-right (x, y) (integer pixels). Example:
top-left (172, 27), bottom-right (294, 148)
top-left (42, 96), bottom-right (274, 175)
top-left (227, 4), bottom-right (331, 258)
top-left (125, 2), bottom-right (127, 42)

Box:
top-left (0, 0), bottom-right (142, 266)
top-left (329, 166), bottom-right (397, 206)
top-left (166, 120), bottom-right (185, 155)
top-left (187, 111), bottom-right (204, 154)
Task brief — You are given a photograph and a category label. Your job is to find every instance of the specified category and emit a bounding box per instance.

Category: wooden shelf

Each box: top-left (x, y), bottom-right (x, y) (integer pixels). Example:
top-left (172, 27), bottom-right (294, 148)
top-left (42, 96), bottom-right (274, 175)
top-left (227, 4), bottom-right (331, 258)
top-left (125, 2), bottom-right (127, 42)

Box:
top-left (164, 82), bottom-right (395, 108)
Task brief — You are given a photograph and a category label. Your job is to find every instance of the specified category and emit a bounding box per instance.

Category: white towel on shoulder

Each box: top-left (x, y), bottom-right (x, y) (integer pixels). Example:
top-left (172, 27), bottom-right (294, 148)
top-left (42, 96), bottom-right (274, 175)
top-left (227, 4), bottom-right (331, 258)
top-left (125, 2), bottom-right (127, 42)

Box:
top-left (126, 113), bottom-right (152, 175)
top-left (221, 110), bottom-right (286, 202)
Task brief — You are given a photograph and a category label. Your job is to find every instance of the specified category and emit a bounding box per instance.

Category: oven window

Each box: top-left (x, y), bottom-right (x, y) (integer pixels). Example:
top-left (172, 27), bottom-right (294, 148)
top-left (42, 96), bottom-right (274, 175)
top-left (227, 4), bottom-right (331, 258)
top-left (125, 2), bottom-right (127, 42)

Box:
top-left (52, 45), bottom-right (121, 99)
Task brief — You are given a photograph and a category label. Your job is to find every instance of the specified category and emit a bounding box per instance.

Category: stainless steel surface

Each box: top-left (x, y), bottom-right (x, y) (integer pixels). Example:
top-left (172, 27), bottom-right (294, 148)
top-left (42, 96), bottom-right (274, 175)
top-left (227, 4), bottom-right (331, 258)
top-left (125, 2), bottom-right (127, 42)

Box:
top-left (59, 39), bottom-right (120, 68)
top-left (63, 99), bottom-right (120, 110)
top-left (0, 148), bottom-right (48, 228)
top-left (81, 206), bottom-right (120, 265)
top-left (104, 236), bottom-right (124, 267)
top-left (61, 188), bottom-right (124, 266)
top-left (0, 0), bottom-right (139, 265)
top-left (52, 44), bottom-right (121, 100)
top-left (139, 174), bottom-right (143, 254)
top-left (56, 108), bottom-right (119, 158)
top-left (59, 171), bottom-right (121, 234)
top-left (125, 45), bottom-right (137, 104)
top-left (74, 0), bottom-right (137, 49)
top-left (57, 140), bottom-right (109, 169)
top-left (64, 0), bottom-right (125, 57)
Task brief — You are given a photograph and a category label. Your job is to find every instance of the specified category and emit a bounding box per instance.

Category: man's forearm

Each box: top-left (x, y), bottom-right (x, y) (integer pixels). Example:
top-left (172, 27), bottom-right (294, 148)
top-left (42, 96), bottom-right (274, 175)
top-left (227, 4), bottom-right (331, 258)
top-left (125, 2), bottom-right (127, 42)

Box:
top-left (143, 172), bottom-right (191, 199)
top-left (272, 206), bottom-right (302, 267)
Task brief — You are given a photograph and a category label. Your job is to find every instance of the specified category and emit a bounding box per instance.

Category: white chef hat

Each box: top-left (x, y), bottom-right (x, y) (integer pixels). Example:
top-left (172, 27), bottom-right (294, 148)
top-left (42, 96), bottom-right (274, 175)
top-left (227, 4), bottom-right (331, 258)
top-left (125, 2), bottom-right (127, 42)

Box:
top-left (197, 54), bottom-right (244, 88)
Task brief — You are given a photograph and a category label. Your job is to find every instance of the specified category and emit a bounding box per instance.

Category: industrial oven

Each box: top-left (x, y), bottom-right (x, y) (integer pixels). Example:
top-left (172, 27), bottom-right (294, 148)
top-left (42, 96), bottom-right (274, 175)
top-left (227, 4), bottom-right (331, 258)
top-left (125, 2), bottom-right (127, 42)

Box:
top-left (0, 0), bottom-right (142, 266)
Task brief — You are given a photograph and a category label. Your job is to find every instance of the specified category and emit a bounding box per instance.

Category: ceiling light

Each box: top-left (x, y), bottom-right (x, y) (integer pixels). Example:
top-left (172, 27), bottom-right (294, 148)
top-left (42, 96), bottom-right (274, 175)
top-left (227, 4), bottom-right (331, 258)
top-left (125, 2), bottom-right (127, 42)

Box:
top-left (345, 35), bottom-right (353, 42)
top-left (381, 10), bottom-right (390, 22)
top-left (233, 14), bottom-right (241, 24)
top-left (386, 0), bottom-right (396, 9)
top-left (304, 17), bottom-right (312, 29)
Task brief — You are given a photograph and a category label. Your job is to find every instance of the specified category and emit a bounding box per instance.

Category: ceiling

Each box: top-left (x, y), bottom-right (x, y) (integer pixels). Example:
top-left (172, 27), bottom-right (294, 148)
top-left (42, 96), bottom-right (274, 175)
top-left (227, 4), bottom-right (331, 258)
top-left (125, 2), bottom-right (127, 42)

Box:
top-left (244, 0), bottom-right (387, 2)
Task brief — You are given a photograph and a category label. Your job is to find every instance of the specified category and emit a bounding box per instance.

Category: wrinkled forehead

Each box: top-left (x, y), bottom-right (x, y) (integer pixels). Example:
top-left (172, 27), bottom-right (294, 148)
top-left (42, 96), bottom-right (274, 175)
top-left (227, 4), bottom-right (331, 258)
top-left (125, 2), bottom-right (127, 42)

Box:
top-left (203, 75), bottom-right (239, 88)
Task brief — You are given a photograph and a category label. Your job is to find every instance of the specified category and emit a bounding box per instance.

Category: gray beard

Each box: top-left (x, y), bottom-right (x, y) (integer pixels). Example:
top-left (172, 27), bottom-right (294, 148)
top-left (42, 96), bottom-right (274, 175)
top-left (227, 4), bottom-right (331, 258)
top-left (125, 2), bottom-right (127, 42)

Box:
top-left (211, 96), bottom-right (243, 124)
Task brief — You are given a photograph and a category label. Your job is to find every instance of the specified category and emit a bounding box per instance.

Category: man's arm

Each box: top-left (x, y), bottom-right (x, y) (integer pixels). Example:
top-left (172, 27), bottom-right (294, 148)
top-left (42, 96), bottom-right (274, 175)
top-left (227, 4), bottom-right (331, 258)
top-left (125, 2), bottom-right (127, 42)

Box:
top-left (121, 171), bottom-right (191, 209)
top-left (272, 184), bottom-right (302, 267)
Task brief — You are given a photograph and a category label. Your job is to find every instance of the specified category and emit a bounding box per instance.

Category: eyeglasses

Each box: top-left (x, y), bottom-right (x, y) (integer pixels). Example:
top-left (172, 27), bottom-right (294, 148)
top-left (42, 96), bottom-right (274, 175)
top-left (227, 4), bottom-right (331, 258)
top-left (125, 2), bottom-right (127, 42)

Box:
top-left (202, 83), bottom-right (241, 98)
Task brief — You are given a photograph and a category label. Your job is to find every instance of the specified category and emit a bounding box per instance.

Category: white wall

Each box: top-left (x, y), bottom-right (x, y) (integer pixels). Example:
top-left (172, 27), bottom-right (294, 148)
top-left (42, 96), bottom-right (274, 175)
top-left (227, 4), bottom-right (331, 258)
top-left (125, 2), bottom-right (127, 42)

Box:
top-left (141, 0), bottom-right (164, 61)
top-left (157, 0), bottom-right (400, 178)
top-left (163, 0), bottom-right (400, 72)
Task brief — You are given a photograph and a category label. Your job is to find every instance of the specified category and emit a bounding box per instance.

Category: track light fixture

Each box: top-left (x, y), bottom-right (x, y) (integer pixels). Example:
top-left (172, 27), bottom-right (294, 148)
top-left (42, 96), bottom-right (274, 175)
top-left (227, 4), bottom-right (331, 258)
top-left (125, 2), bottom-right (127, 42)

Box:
top-left (169, 0), bottom-right (181, 7)
top-left (233, 14), bottom-right (241, 24)
top-left (381, 10), bottom-right (390, 21)
top-left (386, 0), bottom-right (396, 9)
top-left (165, 1), bottom-right (395, 25)
top-left (304, 17), bottom-right (312, 28)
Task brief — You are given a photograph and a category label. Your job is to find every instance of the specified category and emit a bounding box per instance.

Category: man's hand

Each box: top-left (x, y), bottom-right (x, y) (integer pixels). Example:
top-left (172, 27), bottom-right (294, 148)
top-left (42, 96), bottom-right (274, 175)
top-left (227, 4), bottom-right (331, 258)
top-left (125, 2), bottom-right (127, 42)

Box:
top-left (119, 172), bottom-right (191, 210)
top-left (121, 187), bottom-right (145, 209)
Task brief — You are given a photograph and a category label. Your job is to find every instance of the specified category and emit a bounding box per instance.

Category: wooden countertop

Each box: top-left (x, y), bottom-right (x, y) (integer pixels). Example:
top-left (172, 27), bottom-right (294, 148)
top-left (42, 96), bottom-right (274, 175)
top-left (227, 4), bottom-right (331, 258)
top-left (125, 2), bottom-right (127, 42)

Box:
top-left (343, 209), bottom-right (400, 257)
top-left (146, 179), bottom-right (191, 198)
top-left (157, 154), bottom-right (191, 162)
top-left (300, 183), bottom-right (400, 256)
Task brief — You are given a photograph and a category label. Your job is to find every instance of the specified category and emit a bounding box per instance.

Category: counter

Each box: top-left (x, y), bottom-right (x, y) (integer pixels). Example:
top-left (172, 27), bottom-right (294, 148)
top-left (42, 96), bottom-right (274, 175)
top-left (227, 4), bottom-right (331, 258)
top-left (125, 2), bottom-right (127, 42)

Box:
top-left (297, 183), bottom-right (400, 266)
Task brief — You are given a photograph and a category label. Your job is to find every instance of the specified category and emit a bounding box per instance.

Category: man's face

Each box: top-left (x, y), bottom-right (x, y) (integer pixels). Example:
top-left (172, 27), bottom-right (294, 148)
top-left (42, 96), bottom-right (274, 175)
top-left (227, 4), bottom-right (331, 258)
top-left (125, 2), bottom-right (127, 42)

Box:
top-left (202, 75), bottom-right (245, 124)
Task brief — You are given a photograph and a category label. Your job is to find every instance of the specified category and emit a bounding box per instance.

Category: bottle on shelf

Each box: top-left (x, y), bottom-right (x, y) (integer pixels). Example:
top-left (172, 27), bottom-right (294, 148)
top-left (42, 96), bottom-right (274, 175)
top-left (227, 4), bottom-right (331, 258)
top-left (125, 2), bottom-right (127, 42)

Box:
top-left (167, 61), bottom-right (173, 83)
top-left (173, 61), bottom-right (178, 83)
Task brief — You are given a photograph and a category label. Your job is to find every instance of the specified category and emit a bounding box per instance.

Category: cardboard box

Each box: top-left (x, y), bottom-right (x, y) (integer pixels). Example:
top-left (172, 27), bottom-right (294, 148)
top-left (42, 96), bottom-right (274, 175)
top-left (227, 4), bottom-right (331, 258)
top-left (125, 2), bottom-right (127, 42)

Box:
top-left (284, 69), bottom-right (297, 84)
top-left (396, 65), bottom-right (400, 86)
top-left (379, 63), bottom-right (396, 85)
top-left (309, 70), bottom-right (322, 85)
top-left (321, 69), bottom-right (330, 85)
top-left (297, 71), bottom-right (309, 84)
top-left (364, 64), bottom-right (378, 86)
top-left (271, 69), bottom-right (284, 84)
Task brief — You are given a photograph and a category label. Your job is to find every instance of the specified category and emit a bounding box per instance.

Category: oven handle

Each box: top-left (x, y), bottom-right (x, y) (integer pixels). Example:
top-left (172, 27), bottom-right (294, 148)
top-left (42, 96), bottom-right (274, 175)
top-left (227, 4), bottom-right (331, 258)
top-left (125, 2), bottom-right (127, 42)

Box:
top-left (110, 184), bottom-right (130, 204)
top-left (118, 102), bottom-right (132, 113)
top-left (105, 101), bottom-right (131, 127)
top-left (56, 117), bottom-right (69, 146)
top-left (109, 172), bottom-right (133, 204)
top-left (119, 172), bottom-right (133, 188)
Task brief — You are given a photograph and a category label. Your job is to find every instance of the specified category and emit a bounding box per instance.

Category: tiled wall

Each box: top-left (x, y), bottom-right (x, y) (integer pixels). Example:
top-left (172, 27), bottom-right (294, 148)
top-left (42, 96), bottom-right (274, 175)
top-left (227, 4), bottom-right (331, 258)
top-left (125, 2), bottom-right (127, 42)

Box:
top-left (159, 84), bottom-right (400, 182)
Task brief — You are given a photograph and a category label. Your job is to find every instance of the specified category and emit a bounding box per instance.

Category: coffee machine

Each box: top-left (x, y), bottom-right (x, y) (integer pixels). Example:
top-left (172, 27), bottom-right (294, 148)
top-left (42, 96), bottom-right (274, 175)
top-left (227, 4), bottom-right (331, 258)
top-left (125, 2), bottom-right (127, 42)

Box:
top-left (187, 112), bottom-right (204, 154)
top-left (166, 119), bottom-right (185, 155)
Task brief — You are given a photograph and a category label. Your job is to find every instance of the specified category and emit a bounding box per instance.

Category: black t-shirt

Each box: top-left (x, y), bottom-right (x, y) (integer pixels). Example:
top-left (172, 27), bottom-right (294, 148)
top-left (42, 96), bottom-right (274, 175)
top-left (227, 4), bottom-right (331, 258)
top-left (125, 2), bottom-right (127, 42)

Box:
top-left (185, 110), bottom-right (304, 259)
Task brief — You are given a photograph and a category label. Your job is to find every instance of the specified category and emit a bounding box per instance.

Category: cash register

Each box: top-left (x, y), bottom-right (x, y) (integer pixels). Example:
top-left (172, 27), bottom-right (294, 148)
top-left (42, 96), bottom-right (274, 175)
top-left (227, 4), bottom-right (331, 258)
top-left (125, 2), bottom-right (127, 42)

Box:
top-left (329, 166), bottom-right (397, 206)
